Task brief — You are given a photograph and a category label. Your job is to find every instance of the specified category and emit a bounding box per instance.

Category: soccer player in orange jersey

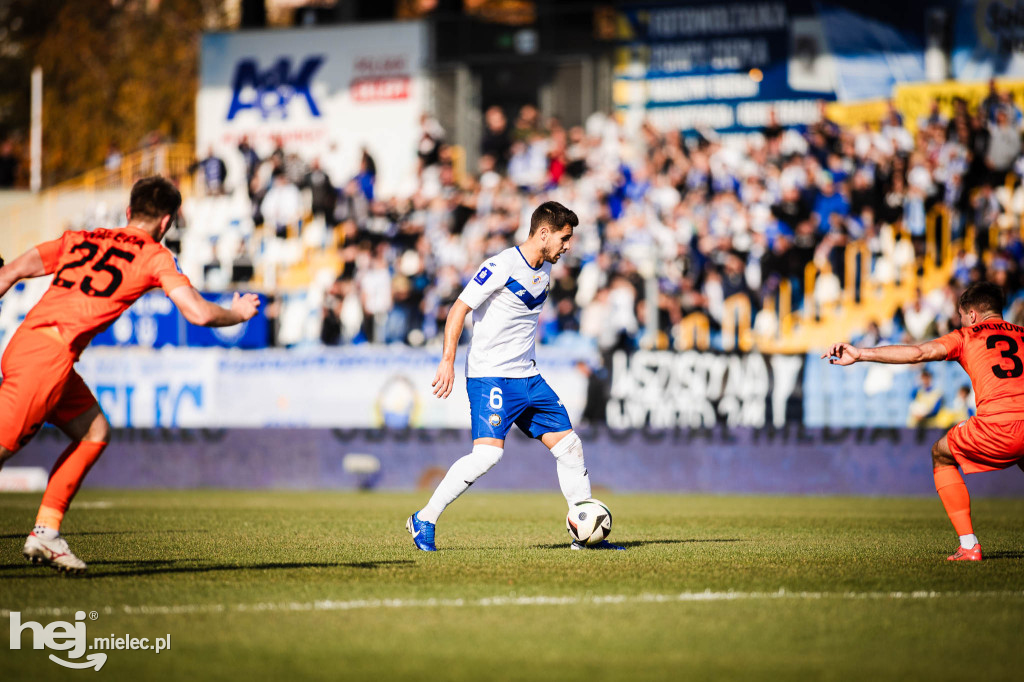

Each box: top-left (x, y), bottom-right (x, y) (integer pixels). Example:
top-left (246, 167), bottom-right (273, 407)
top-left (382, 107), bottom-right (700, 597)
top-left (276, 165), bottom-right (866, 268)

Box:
top-left (0, 176), bottom-right (260, 573)
top-left (824, 281), bottom-right (1024, 561)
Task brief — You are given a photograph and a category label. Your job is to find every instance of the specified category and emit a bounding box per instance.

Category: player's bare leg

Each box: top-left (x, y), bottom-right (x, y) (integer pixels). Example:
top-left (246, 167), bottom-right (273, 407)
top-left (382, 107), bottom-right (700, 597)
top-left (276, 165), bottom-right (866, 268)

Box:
top-left (23, 405), bottom-right (110, 573)
top-left (407, 436), bottom-right (505, 551)
top-left (932, 433), bottom-right (981, 561)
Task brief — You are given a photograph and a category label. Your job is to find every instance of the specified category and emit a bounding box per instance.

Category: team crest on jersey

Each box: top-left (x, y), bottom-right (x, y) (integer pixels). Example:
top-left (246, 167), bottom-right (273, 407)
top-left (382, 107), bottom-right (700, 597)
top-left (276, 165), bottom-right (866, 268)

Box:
top-left (488, 413), bottom-right (502, 426)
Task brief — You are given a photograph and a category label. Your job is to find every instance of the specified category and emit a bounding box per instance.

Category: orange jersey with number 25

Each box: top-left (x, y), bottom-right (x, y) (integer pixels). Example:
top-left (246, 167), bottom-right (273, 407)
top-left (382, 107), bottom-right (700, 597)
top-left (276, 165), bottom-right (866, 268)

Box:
top-left (937, 320), bottom-right (1024, 421)
top-left (21, 227), bottom-right (191, 357)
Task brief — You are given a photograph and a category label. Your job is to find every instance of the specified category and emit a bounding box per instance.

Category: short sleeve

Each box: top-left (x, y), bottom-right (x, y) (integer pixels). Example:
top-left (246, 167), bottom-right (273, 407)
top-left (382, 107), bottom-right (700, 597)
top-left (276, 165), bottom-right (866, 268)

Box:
top-left (150, 248), bottom-right (192, 295)
top-left (936, 329), bottom-right (964, 361)
top-left (458, 256), bottom-right (511, 310)
top-left (35, 232), bottom-right (73, 273)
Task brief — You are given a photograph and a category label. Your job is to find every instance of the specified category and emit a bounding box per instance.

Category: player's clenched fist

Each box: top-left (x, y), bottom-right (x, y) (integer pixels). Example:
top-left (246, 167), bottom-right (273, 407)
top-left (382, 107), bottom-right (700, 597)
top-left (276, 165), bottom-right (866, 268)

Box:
top-left (821, 342), bottom-right (860, 365)
top-left (231, 292), bottom-right (261, 322)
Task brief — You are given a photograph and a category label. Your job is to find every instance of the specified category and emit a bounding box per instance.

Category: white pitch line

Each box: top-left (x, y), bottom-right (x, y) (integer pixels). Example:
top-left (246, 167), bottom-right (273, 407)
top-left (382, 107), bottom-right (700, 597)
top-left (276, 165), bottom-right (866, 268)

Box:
top-left (4, 589), bottom-right (1024, 619)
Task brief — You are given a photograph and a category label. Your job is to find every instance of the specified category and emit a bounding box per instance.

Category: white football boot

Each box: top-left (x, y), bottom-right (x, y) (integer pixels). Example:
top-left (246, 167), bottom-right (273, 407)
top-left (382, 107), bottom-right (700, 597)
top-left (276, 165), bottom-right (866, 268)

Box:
top-left (23, 531), bottom-right (88, 574)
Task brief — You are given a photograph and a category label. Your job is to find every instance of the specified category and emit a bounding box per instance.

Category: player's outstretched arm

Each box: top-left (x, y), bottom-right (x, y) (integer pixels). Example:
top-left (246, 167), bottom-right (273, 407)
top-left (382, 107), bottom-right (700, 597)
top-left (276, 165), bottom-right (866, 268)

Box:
top-left (432, 299), bottom-right (471, 400)
top-left (0, 247), bottom-right (47, 299)
top-left (822, 340), bottom-right (947, 366)
top-left (168, 287), bottom-right (260, 327)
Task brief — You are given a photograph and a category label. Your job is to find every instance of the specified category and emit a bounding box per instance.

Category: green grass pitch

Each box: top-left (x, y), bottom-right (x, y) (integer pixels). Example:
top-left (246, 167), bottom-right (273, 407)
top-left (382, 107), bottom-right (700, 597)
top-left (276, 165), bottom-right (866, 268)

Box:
top-left (2, 490), bottom-right (1023, 681)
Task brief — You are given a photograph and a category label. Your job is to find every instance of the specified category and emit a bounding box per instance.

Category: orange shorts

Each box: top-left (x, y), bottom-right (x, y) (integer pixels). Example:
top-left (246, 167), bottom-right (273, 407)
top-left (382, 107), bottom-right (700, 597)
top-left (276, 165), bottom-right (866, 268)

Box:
top-left (946, 416), bottom-right (1024, 474)
top-left (0, 327), bottom-right (97, 452)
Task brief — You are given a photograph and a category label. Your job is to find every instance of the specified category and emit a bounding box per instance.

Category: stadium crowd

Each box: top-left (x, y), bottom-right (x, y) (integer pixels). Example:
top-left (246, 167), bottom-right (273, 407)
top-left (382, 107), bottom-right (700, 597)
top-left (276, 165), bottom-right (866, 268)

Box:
top-left (81, 83), bottom-right (1024, 351)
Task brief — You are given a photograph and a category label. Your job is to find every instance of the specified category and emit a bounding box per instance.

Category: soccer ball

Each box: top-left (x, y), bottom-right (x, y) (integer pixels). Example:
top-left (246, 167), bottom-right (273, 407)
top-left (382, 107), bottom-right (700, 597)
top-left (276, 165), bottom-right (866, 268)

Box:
top-left (566, 499), bottom-right (613, 545)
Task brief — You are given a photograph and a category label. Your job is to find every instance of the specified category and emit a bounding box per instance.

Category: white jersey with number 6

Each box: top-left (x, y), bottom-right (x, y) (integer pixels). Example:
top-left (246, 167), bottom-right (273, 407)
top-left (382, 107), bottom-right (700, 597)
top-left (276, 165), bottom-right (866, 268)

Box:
top-left (457, 246), bottom-right (551, 378)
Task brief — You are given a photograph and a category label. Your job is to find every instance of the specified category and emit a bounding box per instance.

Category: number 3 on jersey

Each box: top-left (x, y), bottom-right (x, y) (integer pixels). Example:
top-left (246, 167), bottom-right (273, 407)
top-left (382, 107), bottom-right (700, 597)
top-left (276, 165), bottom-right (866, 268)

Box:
top-left (987, 334), bottom-right (1024, 379)
top-left (489, 387), bottom-right (503, 409)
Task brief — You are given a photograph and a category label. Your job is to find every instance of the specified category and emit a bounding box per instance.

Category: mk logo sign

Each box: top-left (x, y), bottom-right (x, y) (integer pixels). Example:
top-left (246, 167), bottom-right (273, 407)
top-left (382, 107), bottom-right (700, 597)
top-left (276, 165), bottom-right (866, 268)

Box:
top-left (227, 57), bottom-right (325, 120)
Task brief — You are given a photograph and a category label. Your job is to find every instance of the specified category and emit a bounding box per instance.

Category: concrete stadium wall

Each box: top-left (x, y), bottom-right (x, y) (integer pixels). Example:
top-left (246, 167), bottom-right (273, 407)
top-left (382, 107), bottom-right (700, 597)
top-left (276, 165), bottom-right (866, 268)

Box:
top-left (13, 427), bottom-right (1024, 497)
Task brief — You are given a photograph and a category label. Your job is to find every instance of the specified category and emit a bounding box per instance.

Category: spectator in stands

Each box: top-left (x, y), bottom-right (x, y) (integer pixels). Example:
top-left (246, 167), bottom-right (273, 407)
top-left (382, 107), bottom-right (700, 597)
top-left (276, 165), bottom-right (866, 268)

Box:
top-left (908, 369), bottom-right (943, 428)
top-left (513, 104), bottom-right (540, 142)
top-left (986, 106), bottom-right (1021, 185)
top-left (355, 148), bottom-right (376, 201)
top-left (192, 146), bottom-right (228, 196)
top-left (238, 135), bottom-right (260, 197)
top-left (320, 278), bottom-right (345, 346)
top-left (104, 143), bottom-right (122, 173)
top-left (772, 181), bottom-right (811, 233)
top-left (981, 79), bottom-right (1001, 122)
top-left (899, 288), bottom-right (938, 342)
top-left (0, 138), bottom-right (18, 187)
top-left (946, 385), bottom-right (976, 425)
top-left (359, 246), bottom-right (392, 343)
top-left (812, 172), bottom-right (849, 233)
top-left (481, 106), bottom-right (512, 171)
top-left (999, 91), bottom-right (1023, 127)
top-left (417, 113), bottom-right (445, 172)
top-left (761, 107), bottom-right (783, 143)
top-left (260, 170), bottom-right (303, 239)
top-left (301, 159), bottom-right (336, 224)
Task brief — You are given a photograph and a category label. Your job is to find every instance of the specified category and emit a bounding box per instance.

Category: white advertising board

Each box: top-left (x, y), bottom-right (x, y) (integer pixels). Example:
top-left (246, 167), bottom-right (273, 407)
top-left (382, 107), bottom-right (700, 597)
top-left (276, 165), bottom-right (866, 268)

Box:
top-left (197, 22), bottom-right (427, 198)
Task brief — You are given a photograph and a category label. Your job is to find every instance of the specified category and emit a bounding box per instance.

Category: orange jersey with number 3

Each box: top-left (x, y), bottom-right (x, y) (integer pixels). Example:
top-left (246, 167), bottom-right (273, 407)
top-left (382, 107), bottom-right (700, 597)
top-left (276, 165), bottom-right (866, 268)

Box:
top-left (22, 227), bottom-right (191, 356)
top-left (937, 320), bottom-right (1024, 421)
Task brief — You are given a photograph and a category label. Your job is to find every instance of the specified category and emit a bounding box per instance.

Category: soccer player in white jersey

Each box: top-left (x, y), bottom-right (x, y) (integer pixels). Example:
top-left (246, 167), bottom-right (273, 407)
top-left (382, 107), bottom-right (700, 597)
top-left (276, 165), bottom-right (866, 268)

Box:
top-left (406, 201), bottom-right (623, 551)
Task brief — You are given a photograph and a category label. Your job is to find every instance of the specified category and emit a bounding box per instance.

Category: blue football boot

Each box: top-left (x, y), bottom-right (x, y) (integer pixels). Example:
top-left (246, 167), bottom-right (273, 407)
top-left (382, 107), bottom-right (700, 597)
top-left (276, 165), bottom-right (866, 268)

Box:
top-left (406, 512), bottom-right (437, 552)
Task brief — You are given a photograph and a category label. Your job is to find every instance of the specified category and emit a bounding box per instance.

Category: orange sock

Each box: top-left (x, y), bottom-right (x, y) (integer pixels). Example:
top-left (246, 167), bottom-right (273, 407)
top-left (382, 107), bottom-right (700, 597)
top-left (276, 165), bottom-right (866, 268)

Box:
top-left (35, 440), bottom-right (107, 531)
top-left (934, 465), bottom-right (973, 536)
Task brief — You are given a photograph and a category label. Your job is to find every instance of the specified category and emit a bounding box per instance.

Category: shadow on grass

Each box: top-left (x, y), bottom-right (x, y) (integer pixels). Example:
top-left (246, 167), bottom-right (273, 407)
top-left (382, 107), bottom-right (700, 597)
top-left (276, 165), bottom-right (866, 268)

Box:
top-left (0, 530), bottom-right (204, 540)
top-left (0, 559), bottom-right (415, 578)
top-left (530, 538), bottom-right (746, 550)
top-left (980, 550), bottom-right (1024, 560)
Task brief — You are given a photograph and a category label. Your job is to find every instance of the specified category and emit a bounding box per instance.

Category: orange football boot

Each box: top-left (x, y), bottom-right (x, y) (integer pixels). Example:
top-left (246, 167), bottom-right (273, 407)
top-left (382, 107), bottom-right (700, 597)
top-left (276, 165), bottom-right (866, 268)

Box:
top-left (947, 544), bottom-right (982, 561)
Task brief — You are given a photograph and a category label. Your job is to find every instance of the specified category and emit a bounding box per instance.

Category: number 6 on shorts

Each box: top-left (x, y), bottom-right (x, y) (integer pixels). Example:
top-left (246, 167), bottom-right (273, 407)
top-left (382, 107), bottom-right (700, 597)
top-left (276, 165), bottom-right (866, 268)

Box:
top-left (489, 387), bottom-right (503, 409)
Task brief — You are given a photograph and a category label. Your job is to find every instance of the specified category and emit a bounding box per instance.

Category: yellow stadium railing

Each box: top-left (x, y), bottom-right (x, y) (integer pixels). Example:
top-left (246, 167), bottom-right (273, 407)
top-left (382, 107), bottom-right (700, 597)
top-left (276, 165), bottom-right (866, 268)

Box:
top-left (748, 206), bottom-right (969, 354)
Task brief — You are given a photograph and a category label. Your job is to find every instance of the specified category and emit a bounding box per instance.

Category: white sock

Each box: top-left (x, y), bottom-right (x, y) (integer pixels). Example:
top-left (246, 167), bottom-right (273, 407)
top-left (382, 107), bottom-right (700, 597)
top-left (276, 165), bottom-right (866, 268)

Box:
top-left (550, 432), bottom-right (591, 506)
top-left (959, 533), bottom-right (979, 549)
top-left (419, 444), bottom-right (503, 524)
top-left (33, 525), bottom-right (59, 540)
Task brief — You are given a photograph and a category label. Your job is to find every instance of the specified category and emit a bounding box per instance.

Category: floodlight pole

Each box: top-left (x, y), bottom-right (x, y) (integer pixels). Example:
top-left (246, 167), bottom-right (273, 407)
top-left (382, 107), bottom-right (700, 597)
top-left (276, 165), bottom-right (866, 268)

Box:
top-left (30, 66), bottom-right (42, 193)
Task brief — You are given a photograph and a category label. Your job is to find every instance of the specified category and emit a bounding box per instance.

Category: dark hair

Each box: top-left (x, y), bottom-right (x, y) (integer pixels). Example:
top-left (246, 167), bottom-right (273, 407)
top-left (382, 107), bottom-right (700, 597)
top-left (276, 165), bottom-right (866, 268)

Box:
top-left (529, 201), bottom-right (578, 236)
top-left (129, 176), bottom-right (182, 221)
top-left (958, 280), bottom-right (1004, 315)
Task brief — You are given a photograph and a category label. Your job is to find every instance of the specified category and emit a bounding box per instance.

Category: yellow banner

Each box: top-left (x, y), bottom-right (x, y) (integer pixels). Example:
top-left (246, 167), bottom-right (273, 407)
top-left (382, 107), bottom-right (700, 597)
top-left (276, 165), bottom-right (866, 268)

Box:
top-left (825, 99), bottom-right (889, 130)
top-left (894, 79), bottom-right (1024, 133)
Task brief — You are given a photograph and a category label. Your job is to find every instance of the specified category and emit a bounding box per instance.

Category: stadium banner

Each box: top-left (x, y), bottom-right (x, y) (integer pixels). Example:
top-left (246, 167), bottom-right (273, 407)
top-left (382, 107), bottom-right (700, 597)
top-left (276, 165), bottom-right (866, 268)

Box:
top-left (16, 426), bottom-right (1024, 496)
top-left (611, 2), bottom-right (930, 133)
top-left (71, 347), bottom-right (587, 429)
top-left (197, 22), bottom-right (427, 198)
top-left (612, 1), bottom-right (834, 133)
top-left (893, 78), bottom-right (1024, 133)
top-left (952, 0), bottom-right (1024, 81)
top-left (89, 292), bottom-right (270, 350)
top-left (824, 98), bottom-right (888, 130)
top-left (606, 350), bottom-right (804, 429)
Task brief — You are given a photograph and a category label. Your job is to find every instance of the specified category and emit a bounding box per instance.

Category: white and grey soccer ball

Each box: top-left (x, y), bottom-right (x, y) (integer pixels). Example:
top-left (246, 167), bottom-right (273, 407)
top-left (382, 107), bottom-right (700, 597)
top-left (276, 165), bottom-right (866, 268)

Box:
top-left (566, 499), bottom-right (612, 545)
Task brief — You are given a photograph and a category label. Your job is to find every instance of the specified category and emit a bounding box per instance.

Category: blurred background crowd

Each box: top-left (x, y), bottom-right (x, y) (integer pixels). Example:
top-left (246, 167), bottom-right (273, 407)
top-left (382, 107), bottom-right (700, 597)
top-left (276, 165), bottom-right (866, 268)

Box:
top-left (158, 83), bottom-right (1024, 354)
